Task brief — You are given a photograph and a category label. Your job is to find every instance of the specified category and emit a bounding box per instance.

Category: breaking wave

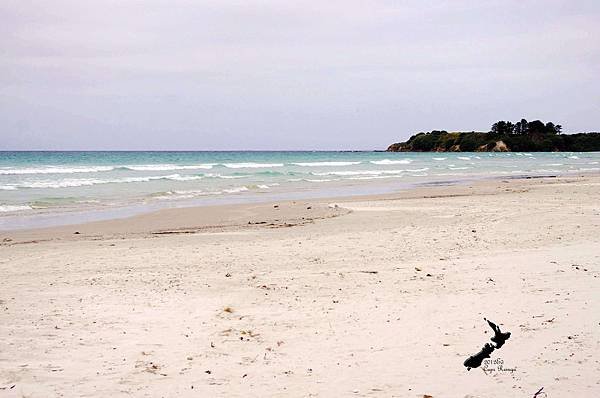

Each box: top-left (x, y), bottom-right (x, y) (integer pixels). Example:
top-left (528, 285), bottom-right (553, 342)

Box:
top-left (0, 166), bottom-right (115, 175)
top-left (313, 168), bottom-right (428, 176)
top-left (4, 174), bottom-right (204, 189)
top-left (122, 164), bottom-right (215, 171)
top-left (369, 159), bottom-right (412, 165)
top-left (222, 162), bottom-right (284, 169)
top-left (291, 161), bottom-right (362, 167)
top-left (0, 204), bottom-right (33, 212)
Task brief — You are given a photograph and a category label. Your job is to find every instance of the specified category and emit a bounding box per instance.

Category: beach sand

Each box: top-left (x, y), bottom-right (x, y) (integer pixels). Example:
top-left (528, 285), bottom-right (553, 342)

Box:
top-left (1, 175), bottom-right (599, 397)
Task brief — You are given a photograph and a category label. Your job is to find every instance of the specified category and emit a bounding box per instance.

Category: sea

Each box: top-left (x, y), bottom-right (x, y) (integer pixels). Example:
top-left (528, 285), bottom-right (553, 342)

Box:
top-left (1, 151), bottom-right (599, 230)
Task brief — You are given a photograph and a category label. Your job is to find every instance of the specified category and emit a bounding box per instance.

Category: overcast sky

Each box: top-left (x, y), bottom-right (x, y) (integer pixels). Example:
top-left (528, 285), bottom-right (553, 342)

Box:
top-left (1, 0), bottom-right (599, 150)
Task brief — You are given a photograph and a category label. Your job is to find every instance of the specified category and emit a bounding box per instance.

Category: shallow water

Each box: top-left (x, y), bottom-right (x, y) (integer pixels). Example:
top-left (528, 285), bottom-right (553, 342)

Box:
top-left (1, 151), bottom-right (599, 229)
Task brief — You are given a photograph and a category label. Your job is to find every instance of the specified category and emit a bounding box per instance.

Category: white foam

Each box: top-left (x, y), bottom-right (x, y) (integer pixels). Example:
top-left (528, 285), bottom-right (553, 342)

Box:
top-left (164, 174), bottom-right (204, 181)
top-left (315, 167), bottom-right (428, 176)
top-left (160, 186), bottom-right (251, 196)
top-left (347, 175), bottom-right (398, 180)
top-left (0, 166), bottom-right (114, 175)
top-left (154, 189), bottom-right (215, 200)
top-left (0, 186), bottom-right (17, 190)
top-left (369, 159), bottom-right (412, 165)
top-left (124, 164), bottom-right (215, 171)
top-left (222, 163), bottom-right (284, 169)
top-left (313, 169), bottom-right (406, 176)
top-left (0, 204), bottom-right (32, 212)
top-left (223, 186), bottom-right (249, 193)
top-left (578, 167), bottom-right (600, 171)
top-left (257, 184), bottom-right (270, 189)
top-left (433, 157), bottom-right (447, 161)
top-left (568, 155), bottom-right (580, 159)
top-left (0, 163), bottom-right (218, 175)
top-left (204, 173), bottom-right (247, 179)
top-left (287, 178), bottom-right (335, 182)
top-left (172, 189), bottom-right (205, 195)
top-left (291, 161), bottom-right (361, 167)
top-left (457, 157), bottom-right (471, 160)
top-left (10, 174), bottom-right (200, 189)
top-left (155, 193), bottom-right (196, 200)
top-left (15, 178), bottom-right (109, 189)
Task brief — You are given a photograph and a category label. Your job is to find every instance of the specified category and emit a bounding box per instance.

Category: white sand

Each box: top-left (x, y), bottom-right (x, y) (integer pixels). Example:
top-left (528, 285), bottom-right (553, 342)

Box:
top-left (1, 175), bottom-right (599, 397)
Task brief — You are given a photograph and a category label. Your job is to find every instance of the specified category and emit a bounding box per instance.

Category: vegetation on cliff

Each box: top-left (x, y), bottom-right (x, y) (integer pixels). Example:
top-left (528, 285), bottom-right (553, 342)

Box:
top-left (387, 119), bottom-right (600, 152)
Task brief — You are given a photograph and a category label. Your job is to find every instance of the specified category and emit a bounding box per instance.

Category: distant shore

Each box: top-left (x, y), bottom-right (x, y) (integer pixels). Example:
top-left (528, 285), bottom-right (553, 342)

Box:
top-left (387, 119), bottom-right (600, 152)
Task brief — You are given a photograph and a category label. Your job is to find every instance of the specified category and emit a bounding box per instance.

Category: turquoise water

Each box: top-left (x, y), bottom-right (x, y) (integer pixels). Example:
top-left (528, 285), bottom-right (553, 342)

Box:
top-left (1, 151), bottom-right (599, 229)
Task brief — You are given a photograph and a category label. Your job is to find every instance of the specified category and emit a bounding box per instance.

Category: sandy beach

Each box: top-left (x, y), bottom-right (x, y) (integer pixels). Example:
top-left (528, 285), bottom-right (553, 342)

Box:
top-left (1, 175), bottom-right (599, 397)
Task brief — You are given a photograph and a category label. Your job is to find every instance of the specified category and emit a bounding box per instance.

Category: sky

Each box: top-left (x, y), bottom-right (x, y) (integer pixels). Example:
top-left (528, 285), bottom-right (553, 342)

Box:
top-left (1, 0), bottom-right (599, 150)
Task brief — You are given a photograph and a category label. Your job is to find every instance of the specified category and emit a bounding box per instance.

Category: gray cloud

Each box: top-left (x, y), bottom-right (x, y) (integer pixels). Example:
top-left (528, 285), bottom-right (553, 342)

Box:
top-left (1, 0), bottom-right (599, 150)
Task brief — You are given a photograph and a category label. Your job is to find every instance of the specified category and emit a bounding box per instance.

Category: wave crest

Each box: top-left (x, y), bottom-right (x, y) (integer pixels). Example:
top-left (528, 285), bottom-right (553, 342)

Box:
top-left (369, 159), bottom-right (412, 165)
top-left (222, 163), bottom-right (284, 169)
top-left (0, 204), bottom-right (32, 212)
top-left (291, 161), bottom-right (361, 167)
top-left (0, 166), bottom-right (114, 175)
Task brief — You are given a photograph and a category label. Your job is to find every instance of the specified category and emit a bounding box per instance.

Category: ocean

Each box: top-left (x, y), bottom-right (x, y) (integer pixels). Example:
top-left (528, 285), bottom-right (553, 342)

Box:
top-left (1, 151), bottom-right (599, 230)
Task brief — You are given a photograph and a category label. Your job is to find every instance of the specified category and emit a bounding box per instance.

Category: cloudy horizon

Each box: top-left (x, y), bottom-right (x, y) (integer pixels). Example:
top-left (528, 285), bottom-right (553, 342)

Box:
top-left (2, 0), bottom-right (599, 150)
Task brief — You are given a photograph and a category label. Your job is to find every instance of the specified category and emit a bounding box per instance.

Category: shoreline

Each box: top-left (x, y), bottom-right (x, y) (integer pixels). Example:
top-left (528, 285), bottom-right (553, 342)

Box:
top-left (3, 151), bottom-right (599, 232)
top-left (1, 172), bottom-right (595, 244)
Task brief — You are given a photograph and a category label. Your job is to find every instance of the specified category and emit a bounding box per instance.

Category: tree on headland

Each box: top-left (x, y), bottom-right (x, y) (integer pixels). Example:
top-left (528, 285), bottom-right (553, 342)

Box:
top-left (514, 119), bottom-right (528, 135)
top-left (493, 119), bottom-right (562, 136)
top-left (545, 122), bottom-right (561, 135)
top-left (490, 121), bottom-right (515, 136)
